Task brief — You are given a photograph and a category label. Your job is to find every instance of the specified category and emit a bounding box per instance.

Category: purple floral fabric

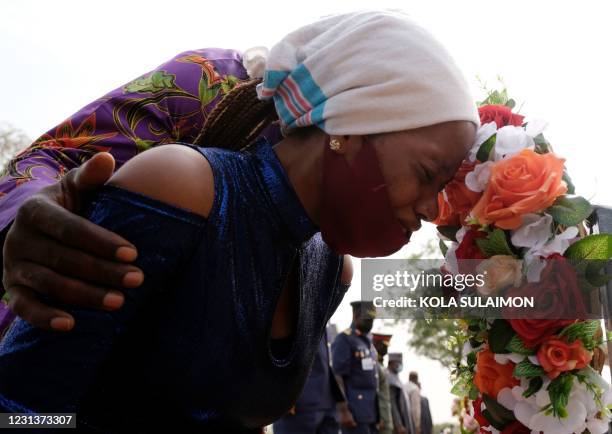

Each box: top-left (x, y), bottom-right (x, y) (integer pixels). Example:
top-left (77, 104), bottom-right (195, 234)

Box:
top-left (0, 48), bottom-right (248, 232)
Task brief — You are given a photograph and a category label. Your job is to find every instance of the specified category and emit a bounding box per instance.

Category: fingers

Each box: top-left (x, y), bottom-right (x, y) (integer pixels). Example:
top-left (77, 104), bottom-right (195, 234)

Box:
top-left (12, 260), bottom-right (125, 310)
top-left (71, 152), bottom-right (115, 192)
top-left (19, 197), bottom-right (137, 263)
top-left (21, 232), bottom-right (143, 290)
top-left (7, 284), bottom-right (75, 332)
top-left (56, 155), bottom-right (115, 214)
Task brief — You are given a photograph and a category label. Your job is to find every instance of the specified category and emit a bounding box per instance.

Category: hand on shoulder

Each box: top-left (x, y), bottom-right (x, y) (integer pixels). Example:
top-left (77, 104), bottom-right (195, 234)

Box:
top-left (108, 144), bottom-right (214, 218)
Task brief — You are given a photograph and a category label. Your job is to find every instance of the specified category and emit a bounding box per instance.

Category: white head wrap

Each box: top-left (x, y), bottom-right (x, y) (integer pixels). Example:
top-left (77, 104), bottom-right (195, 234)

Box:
top-left (243, 10), bottom-right (479, 135)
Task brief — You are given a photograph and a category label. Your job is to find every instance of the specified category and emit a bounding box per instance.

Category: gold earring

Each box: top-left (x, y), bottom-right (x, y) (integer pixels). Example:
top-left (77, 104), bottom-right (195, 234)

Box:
top-left (329, 139), bottom-right (342, 151)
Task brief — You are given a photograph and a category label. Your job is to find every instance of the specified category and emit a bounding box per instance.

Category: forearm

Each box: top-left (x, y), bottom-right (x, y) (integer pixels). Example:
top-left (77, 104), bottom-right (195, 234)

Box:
top-left (335, 375), bottom-right (350, 411)
top-left (0, 185), bottom-right (204, 411)
top-left (0, 146), bottom-right (99, 232)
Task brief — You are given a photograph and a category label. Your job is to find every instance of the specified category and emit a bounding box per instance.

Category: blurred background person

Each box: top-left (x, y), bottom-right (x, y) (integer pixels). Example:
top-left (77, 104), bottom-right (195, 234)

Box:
top-left (273, 324), bottom-right (344, 434)
top-left (332, 301), bottom-right (379, 434)
top-left (387, 353), bottom-right (414, 434)
top-left (372, 332), bottom-right (393, 434)
top-left (419, 395), bottom-right (432, 434)
top-left (405, 372), bottom-right (422, 434)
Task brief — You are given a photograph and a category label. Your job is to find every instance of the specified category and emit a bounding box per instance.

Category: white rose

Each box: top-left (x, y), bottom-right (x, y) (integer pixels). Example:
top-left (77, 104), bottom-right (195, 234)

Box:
top-left (525, 117), bottom-right (548, 138)
top-left (527, 226), bottom-right (579, 259)
top-left (494, 125), bottom-right (535, 161)
top-left (511, 214), bottom-right (553, 250)
top-left (496, 387), bottom-right (518, 411)
top-left (443, 227), bottom-right (466, 276)
top-left (494, 353), bottom-right (524, 365)
top-left (468, 122), bottom-right (498, 162)
top-left (465, 161), bottom-right (493, 193)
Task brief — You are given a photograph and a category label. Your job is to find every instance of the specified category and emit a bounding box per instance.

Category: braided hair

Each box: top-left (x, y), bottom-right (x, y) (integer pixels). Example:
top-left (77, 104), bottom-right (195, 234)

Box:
top-left (194, 79), bottom-right (279, 151)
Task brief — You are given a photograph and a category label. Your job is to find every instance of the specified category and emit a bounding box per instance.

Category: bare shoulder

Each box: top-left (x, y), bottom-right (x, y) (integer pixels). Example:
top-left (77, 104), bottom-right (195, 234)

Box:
top-left (108, 144), bottom-right (214, 218)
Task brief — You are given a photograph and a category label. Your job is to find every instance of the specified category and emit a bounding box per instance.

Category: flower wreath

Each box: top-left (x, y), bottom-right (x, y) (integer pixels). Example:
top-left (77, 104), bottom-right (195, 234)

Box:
top-left (437, 89), bottom-right (612, 434)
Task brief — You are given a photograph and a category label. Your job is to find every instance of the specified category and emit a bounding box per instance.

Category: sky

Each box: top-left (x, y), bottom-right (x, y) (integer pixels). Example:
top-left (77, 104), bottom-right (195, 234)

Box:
top-left (2, 0), bottom-right (612, 425)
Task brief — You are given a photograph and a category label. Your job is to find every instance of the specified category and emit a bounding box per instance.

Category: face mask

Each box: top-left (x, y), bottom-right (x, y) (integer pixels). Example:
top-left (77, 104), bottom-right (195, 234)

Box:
top-left (396, 363), bottom-right (403, 373)
top-left (319, 137), bottom-right (408, 258)
top-left (358, 319), bottom-right (374, 334)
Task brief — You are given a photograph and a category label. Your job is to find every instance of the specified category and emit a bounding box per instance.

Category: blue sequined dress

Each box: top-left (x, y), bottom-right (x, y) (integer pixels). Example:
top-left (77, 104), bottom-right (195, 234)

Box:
top-left (0, 138), bottom-right (349, 433)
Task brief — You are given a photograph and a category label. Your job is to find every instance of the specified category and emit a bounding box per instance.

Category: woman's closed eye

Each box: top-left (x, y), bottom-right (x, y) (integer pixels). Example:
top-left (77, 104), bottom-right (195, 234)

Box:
top-left (419, 163), bottom-right (435, 183)
top-left (420, 163), bottom-right (453, 193)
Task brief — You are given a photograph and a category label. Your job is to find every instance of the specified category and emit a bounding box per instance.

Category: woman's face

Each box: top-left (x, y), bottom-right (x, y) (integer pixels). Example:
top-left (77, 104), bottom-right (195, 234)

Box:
top-left (370, 121), bottom-right (476, 237)
top-left (317, 120), bottom-right (475, 258)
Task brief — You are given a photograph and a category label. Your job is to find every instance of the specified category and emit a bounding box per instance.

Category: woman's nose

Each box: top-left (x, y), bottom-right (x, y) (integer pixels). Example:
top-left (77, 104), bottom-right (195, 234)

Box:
top-left (416, 194), bottom-right (439, 223)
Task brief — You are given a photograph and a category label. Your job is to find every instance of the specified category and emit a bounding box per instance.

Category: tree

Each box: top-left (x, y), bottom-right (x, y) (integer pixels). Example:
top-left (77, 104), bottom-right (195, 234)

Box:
top-left (405, 318), bottom-right (464, 370)
top-left (0, 122), bottom-right (31, 171)
top-left (399, 232), bottom-right (464, 370)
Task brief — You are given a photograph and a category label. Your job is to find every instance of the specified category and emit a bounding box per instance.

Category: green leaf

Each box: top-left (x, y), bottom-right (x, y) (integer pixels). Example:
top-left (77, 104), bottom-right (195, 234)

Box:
top-left (513, 359), bottom-right (546, 378)
top-left (564, 234), bottom-right (612, 261)
top-left (476, 229), bottom-right (515, 258)
top-left (439, 239), bottom-right (448, 256)
top-left (451, 376), bottom-right (470, 396)
top-left (506, 335), bottom-right (536, 355)
top-left (469, 337), bottom-right (483, 350)
top-left (505, 98), bottom-right (516, 109)
top-left (476, 134), bottom-right (496, 162)
top-left (482, 410), bottom-right (507, 431)
top-left (548, 373), bottom-right (573, 417)
top-left (562, 171), bottom-right (576, 194)
top-left (438, 225), bottom-right (461, 242)
top-left (558, 320), bottom-right (600, 350)
top-left (482, 394), bottom-right (516, 429)
top-left (534, 133), bottom-right (551, 154)
top-left (523, 376), bottom-right (544, 398)
top-left (585, 260), bottom-right (612, 288)
top-left (468, 385), bottom-right (479, 400)
top-left (488, 320), bottom-right (514, 353)
top-left (547, 195), bottom-right (593, 226)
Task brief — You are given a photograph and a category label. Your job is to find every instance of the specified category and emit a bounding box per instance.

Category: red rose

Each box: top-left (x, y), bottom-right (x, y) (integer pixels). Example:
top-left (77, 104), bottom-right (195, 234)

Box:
top-left (501, 421), bottom-right (531, 434)
top-left (471, 397), bottom-right (489, 428)
top-left (455, 229), bottom-right (487, 260)
top-left (455, 228), bottom-right (487, 275)
top-left (509, 319), bottom-right (575, 349)
top-left (504, 256), bottom-right (587, 348)
top-left (478, 104), bottom-right (525, 129)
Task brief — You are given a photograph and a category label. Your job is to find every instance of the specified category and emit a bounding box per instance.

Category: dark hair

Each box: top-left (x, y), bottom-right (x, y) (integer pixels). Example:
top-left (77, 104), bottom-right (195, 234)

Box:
top-left (194, 79), bottom-right (279, 151)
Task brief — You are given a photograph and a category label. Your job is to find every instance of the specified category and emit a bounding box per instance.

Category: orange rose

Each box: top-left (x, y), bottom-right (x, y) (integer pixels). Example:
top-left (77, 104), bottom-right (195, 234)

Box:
top-left (537, 336), bottom-right (592, 379)
top-left (474, 348), bottom-right (519, 398)
top-left (435, 161), bottom-right (481, 226)
top-left (471, 149), bottom-right (567, 229)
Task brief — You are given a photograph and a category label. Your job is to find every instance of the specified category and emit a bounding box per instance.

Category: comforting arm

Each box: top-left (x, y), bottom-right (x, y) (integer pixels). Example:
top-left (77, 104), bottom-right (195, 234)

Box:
top-left (0, 50), bottom-right (242, 307)
top-left (0, 50), bottom-right (220, 234)
top-left (0, 145), bottom-right (213, 412)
